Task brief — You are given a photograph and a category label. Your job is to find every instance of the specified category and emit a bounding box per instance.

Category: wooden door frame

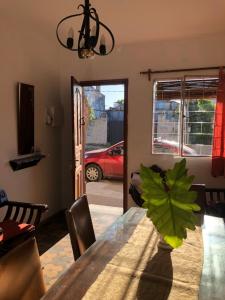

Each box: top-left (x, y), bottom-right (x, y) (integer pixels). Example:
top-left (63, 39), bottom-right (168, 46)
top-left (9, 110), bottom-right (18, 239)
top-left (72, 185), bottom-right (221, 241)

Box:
top-left (71, 76), bottom-right (76, 203)
top-left (80, 79), bottom-right (129, 213)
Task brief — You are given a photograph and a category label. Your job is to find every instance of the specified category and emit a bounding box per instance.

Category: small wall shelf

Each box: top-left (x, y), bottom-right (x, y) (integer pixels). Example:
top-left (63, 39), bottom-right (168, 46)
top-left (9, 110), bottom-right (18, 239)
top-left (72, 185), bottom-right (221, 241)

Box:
top-left (9, 153), bottom-right (45, 171)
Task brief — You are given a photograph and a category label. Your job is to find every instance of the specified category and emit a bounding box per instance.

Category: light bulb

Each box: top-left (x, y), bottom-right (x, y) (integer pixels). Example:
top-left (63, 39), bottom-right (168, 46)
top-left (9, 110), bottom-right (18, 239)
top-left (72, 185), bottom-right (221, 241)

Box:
top-left (67, 28), bottom-right (74, 49)
top-left (91, 25), bottom-right (96, 36)
top-left (80, 38), bottom-right (85, 48)
top-left (99, 44), bottom-right (106, 55)
top-left (68, 27), bottom-right (74, 38)
top-left (100, 34), bottom-right (106, 46)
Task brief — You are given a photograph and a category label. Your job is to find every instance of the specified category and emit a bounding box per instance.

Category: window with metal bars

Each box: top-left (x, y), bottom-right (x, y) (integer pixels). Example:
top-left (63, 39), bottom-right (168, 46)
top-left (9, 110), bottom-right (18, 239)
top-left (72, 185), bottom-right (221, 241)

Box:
top-left (152, 76), bottom-right (218, 156)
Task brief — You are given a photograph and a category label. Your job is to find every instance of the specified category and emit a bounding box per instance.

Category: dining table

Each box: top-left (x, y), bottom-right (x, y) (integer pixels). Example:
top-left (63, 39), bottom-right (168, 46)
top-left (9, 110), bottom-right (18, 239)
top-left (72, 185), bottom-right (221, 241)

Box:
top-left (42, 207), bottom-right (225, 300)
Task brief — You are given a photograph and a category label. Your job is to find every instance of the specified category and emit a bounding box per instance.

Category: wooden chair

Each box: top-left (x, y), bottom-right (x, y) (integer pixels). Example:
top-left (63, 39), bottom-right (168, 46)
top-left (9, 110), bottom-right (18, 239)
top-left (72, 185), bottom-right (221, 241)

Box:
top-left (205, 188), bottom-right (225, 218)
top-left (66, 195), bottom-right (96, 260)
top-left (0, 189), bottom-right (48, 227)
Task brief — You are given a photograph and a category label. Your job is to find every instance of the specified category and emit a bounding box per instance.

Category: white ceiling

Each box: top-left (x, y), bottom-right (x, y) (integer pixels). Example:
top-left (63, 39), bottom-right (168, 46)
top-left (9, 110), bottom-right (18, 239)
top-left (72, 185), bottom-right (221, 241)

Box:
top-left (2, 0), bottom-right (225, 45)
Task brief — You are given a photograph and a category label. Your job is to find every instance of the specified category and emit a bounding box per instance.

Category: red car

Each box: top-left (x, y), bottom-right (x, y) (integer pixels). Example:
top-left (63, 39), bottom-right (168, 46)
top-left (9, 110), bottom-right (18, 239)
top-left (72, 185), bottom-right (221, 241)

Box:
top-left (153, 139), bottom-right (197, 156)
top-left (85, 141), bottom-right (124, 181)
top-left (84, 139), bottom-right (196, 182)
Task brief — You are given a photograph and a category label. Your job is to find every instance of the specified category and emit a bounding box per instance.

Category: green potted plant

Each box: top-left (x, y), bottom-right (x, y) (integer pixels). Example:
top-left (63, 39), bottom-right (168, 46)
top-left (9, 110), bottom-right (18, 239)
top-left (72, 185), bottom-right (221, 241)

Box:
top-left (140, 159), bottom-right (200, 248)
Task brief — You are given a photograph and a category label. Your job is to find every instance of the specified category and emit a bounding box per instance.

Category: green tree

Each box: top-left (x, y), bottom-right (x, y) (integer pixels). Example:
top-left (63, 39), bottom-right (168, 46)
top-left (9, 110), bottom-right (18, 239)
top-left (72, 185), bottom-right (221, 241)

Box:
top-left (84, 97), bottom-right (95, 121)
top-left (187, 99), bottom-right (215, 145)
top-left (114, 99), bottom-right (124, 105)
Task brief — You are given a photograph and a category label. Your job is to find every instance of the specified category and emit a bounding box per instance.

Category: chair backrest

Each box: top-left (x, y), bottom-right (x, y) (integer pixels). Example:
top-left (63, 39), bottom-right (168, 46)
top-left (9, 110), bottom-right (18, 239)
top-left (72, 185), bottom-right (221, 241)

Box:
top-left (205, 188), bottom-right (225, 218)
top-left (205, 188), bottom-right (225, 206)
top-left (0, 189), bottom-right (48, 227)
top-left (66, 195), bottom-right (96, 260)
top-left (190, 184), bottom-right (206, 213)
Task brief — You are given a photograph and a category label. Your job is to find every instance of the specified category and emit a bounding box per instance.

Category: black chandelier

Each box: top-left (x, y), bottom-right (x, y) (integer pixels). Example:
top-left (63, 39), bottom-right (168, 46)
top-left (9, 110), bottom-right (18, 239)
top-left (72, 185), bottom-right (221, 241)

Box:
top-left (56, 0), bottom-right (115, 59)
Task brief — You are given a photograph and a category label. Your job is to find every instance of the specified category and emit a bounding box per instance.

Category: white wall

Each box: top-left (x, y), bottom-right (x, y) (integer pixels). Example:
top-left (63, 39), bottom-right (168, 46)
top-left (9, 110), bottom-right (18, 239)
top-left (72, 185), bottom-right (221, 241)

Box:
top-left (0, 10), bottom-right (62, 217)
top-left (87, 118), bottom-right (108, 145)
top-left (59, 33), bottom-right (225, 208)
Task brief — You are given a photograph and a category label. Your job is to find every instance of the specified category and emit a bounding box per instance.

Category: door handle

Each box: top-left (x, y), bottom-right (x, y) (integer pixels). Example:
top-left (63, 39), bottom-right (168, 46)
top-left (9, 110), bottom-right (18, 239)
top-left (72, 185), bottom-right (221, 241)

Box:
top-left (80, 117), bottom-right (85, 126)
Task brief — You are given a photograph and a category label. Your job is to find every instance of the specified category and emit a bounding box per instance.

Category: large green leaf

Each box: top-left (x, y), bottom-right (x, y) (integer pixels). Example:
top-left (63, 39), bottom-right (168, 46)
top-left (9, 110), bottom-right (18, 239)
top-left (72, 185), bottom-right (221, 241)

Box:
top-left (140, 159), bottom-right (200, 248)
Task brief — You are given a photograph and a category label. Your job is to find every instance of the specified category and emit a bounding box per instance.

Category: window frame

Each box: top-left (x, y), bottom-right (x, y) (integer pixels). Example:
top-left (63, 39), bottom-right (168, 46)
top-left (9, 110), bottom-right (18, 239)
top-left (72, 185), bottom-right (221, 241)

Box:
top-left (152, 76), bottom-right (218, 158)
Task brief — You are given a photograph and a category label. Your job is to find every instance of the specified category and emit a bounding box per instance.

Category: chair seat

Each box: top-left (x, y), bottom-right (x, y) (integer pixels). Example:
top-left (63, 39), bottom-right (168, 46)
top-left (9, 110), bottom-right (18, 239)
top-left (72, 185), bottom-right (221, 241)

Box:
top-left (0, 220), bottom-right (34, 243)
top-left (0, 220), bottom-right (35, 258)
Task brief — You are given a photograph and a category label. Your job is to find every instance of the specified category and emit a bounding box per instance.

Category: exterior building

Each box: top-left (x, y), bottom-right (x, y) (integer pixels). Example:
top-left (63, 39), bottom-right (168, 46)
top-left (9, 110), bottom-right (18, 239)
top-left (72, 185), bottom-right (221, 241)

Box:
top-left (84, 86), bottom-right (107, 146)
top-left (83, 86), bottom-right (105, 119)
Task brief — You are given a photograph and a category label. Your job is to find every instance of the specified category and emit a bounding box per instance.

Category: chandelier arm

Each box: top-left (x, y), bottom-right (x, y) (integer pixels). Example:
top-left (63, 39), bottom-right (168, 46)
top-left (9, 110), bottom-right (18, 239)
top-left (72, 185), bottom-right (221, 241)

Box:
top-left (56, 12), bottom-right (84, 51)
top-left (78, 13), bottom-right (87, 58)
top-left (77, 4), bottom-right (85, 10)
top-left (89, 15), bottom-right (115, 55)
top-left (89, 8), bottom-right (100, 48)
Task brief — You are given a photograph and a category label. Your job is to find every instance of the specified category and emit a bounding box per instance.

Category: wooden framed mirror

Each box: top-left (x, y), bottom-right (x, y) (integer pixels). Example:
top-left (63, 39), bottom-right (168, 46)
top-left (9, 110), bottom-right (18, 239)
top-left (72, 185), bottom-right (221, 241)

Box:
top-left (17, 83), bottom-right (34, 155)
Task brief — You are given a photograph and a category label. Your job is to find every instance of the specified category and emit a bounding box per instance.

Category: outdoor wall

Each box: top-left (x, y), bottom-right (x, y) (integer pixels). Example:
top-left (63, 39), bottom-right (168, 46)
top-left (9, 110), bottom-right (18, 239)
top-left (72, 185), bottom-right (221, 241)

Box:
top-left (0, 6), bottom-right (62, 217)
top-left (59, 33), bottom-right (225, 208)
top-left (86, 118), bottom-right (108, 145)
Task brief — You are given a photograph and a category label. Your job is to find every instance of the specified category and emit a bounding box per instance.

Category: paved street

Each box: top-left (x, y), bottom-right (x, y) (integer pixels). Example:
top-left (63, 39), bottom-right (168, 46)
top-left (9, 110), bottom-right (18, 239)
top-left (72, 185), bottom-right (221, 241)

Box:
top-left (86, 180), bottom-right (123, 208)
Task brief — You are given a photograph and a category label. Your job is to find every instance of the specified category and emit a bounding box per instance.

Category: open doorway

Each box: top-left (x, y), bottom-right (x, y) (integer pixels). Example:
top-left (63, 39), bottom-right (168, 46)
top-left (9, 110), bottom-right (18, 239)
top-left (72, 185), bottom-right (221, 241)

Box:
top-left (81, 79), bottom-right (128, 213)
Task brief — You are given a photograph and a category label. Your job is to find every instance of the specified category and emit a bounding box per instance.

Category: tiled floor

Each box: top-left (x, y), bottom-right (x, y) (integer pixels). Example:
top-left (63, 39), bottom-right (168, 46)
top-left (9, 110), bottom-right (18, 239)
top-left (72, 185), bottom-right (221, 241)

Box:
top-left (87, 180), bottom-right (123, 208)
top-left (39, 204), bottom-right (122, 290)
top-left (36, 211), bottom-right (68, 255)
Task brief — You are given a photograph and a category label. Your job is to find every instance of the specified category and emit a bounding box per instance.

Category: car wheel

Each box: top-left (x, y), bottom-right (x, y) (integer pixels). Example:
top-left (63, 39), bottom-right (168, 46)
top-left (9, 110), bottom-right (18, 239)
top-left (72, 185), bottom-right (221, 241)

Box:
top-left (85, 164), bottom-right (103, 182)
